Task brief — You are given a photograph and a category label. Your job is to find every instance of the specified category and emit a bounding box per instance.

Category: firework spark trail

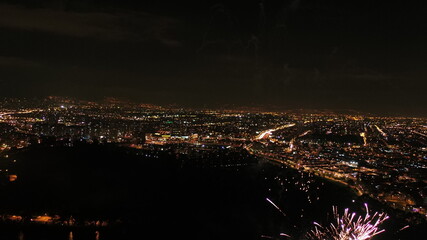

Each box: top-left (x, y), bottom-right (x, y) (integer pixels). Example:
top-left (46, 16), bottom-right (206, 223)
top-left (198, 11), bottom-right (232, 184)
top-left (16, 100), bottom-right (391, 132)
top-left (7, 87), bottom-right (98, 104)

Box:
top-left (266, 198), bottom-right (286, 216)
top-left (280, 233), bottom-right (291, 237)
top-left (398, 225), bottom-right (410, 232)
top-left (260, 233), bottom-right (291, 239)
top-left (260, 235), bottom-right (274, 239)
top-left (307, 204), bottom-right (389, 240)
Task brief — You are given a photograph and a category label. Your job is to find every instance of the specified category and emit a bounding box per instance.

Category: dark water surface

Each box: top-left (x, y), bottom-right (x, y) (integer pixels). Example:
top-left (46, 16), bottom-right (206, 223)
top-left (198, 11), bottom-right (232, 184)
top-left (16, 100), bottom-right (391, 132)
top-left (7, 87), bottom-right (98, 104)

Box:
top-left (0, 145), bottom-right (425, 239)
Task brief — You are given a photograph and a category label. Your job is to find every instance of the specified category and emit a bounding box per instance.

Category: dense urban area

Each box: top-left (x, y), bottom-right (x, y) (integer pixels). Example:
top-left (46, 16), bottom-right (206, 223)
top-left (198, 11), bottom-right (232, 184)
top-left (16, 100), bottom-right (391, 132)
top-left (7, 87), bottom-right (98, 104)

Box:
top-left (0, 96), bottom-right (426, 227)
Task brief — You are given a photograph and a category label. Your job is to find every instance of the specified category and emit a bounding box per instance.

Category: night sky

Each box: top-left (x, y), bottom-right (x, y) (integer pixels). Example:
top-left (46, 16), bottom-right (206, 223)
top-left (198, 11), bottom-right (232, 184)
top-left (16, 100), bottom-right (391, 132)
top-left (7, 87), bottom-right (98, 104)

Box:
top-left (0, 0), bottom-right (426, 115)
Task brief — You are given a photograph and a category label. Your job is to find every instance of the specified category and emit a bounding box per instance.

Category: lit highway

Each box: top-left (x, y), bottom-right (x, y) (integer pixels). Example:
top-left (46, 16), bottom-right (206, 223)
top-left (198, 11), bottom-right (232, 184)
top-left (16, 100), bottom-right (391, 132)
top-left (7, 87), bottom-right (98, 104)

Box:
top-left (254, 123), bottom-right (296, 140)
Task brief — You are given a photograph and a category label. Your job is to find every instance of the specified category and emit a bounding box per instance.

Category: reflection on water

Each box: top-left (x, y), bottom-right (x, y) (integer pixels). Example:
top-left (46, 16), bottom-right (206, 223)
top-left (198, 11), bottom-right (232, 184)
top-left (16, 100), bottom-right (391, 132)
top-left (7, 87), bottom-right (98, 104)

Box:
top-left (12, 230), bottom-right (102, 240)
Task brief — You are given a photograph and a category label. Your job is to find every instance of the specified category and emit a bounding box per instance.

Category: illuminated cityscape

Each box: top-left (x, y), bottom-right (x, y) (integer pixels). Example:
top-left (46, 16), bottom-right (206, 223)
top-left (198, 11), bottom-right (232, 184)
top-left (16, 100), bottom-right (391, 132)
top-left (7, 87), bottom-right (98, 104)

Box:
top-left (0, 0), bottom-right (426, 239)
top-left (0, 97), bottom-right (425, 239)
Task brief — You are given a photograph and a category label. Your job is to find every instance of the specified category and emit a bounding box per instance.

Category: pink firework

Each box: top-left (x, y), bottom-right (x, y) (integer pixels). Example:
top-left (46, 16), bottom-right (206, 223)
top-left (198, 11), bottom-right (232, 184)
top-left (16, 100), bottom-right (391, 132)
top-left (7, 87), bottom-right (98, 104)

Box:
top-left (307, 204), bottom-right (389, 240)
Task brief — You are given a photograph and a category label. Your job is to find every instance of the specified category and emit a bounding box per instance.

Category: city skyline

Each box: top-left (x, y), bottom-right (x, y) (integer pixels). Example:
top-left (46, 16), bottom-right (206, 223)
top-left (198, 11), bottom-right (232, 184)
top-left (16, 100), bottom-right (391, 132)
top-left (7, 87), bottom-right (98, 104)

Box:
top-left (0, 96), bottom-right (425, 240)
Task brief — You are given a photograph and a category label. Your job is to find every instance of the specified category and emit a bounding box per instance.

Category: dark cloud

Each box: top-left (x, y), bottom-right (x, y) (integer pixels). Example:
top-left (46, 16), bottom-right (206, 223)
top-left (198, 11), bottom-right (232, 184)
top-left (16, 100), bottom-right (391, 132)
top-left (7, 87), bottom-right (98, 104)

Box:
top-left (0, 56), bottom-right (42, 68)
top-left (0, 4), bottom-right (122, 39)
top-left (0, 3), bottom-right (183, 45)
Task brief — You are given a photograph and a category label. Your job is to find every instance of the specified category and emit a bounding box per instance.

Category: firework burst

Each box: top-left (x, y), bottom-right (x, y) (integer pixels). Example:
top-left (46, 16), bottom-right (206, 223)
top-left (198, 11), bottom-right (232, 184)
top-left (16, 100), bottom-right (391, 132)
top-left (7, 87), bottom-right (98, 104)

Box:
top-left (307, 204), bottom-right (389, 240)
